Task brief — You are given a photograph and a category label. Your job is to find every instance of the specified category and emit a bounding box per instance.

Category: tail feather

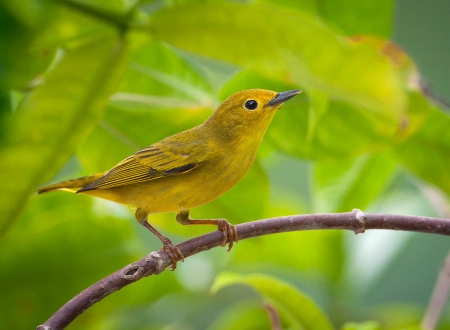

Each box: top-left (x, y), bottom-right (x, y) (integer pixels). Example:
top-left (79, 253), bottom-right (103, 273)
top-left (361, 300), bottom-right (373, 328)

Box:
top-left (37, 172), bottom-right (107, 194)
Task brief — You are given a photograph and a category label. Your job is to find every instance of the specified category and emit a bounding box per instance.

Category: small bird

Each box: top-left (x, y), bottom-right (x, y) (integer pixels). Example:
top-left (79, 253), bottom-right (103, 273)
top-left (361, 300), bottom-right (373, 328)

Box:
top-left (38, 89), bottom-right (301, 269)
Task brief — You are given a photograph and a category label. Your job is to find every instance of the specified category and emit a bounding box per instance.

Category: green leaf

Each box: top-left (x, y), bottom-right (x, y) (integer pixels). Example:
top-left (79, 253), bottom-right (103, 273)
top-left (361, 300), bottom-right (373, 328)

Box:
top-left (0, 0), bottom-right (54, 91)
top-left (34, 1), bottom-right (123, 50)
top-left (394, 97), bottom-right (450, 195)
top-left (341, 321), bottom-right (382, 330)
top-left (78, 40), bottom-right (215, 172)
top-left (267, 94), bottom-right (398, 159)
top-left (259, 0), bottom-right (394, 37)
top-left (207, 302), bottom-right (271, 330)
top-left (307, 101), bottom-right (396, 158)
top-left (149, 2), bottom-right (406, 120)
top-left (256, 0), bottom-right (319, 17)
top-left (121, 41), bottom-right (215, 105)
top-left (211, 272), bottom-right (334, 330)
top-left (62, 0), bottom-right (133, 15)
top-left (305, 88), bottom-right (329, 144)
top-left (316, 1), bottom-right (394, 37)
top-left (313, 152), bottom-right (397, 212)
top-left (370, 303), bottom-right (426, 330)
top-left (232, 230), bottom-right (344, 283)
top-left (0, 35), bottom-right (128, 236)
top-left (147, 3), bottom-right (431, 161)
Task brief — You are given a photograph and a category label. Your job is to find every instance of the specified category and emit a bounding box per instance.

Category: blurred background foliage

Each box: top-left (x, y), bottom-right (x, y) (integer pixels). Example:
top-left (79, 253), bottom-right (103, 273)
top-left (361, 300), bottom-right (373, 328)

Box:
top-left (0, 0), bottom-right (449, 329)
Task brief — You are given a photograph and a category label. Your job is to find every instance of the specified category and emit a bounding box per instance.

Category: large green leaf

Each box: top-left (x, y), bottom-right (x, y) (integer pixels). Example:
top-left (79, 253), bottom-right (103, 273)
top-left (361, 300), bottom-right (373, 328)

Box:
top-left (148, 2), bottom-right (406, 121)
top-left (0, 35), bottom-right (128, 236)
top-left (259, 0), bottom-right (394, 37)
top-left (212, 272), bottom-right (334, 330)
top-left (315, 0), bottom-right (394, 37)
top-left (268, 93), bottom-right (399, 159)
top-left (313, 152), bottom-right (397, 213)
top-left (0, 0), bottom-right (53, 91)
top-left (219, 69), bottom-right (398, 160)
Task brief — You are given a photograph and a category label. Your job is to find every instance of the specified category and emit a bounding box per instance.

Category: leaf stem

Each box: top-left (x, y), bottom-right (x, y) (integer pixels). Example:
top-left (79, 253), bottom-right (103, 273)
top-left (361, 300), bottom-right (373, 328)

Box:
top-left (57, 0), bottom-right (131, 32)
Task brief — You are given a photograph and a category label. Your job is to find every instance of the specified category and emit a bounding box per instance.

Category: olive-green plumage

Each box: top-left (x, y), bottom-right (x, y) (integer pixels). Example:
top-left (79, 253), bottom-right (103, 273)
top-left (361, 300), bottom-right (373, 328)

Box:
top-left (38, 88), bottom-right (300, 269)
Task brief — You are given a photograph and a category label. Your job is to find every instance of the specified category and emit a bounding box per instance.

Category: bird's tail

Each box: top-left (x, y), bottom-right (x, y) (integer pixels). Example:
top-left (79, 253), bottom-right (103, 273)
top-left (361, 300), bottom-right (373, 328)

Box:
top-left (37, 172), bottom-right (107, 194)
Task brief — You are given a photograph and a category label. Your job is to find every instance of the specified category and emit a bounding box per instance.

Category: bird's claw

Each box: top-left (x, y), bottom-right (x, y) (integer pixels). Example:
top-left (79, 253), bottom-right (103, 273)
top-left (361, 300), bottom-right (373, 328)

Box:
top-left (217, 219), bottom-right (238, 251)
top-left (161, 237), bottom-right (184, 271)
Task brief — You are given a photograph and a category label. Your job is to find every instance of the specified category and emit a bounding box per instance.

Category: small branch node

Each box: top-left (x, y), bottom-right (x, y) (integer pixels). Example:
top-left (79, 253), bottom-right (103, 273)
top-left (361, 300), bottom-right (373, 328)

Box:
top-left (36, 325), bottom-right (53, 330)
top-left (122, 264), bottom-right (145, 280)
top-left (146, 251), bottom-right (166, 275)
top-left (353, 208), bottom-right (367, 234)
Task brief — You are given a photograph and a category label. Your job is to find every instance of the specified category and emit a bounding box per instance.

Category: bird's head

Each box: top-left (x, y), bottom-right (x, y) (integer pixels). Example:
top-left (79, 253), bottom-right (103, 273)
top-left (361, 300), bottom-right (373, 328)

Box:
top-left (205, 89), bottom-right (301, 141)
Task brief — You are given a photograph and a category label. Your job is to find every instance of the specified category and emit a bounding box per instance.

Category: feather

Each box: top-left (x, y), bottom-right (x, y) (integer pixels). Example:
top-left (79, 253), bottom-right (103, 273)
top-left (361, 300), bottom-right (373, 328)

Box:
top-left (78, 141), bottom-right (204, 192)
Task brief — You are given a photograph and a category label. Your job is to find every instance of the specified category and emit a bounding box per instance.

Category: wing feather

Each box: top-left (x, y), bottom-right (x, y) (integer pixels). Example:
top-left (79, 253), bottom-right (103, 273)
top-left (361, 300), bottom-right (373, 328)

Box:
top-left (78, 139), bottom-right (205, 192)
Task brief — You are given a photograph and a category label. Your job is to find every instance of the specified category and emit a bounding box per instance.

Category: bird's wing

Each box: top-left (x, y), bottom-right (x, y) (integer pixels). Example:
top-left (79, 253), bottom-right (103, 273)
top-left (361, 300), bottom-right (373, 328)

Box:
top-left (78, 139), bottom-right (207, 192)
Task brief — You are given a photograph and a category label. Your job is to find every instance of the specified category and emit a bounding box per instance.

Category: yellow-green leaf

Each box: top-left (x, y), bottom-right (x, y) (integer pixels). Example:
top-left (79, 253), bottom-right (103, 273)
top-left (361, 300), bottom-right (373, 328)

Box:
top-left (149, 2), bottom-right (405, 120)
top-left (212, 272), bottom-right (334, 330)
top-left (0, 35), bottom-right (128, 236)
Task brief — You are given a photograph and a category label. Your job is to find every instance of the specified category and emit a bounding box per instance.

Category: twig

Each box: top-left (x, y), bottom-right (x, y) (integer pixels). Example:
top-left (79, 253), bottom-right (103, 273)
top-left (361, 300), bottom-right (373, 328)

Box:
top-left (421, 249), bottom-right (450, 330)
top-left (419, 80), bottom-right (450, 109)
top-left (264, 302), bottom-right (283, 330)
top-left (37, 210), bottom-right (450, 330)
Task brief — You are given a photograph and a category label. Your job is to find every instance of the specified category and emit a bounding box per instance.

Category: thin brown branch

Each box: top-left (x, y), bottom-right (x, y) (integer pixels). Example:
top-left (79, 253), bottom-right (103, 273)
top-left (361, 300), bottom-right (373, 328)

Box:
top-left (264, 302), bottom-right (283, 330)
top-left (422, 249), bottom-right (450, 330)
top-left (37, 210), bottom-right (450, 330)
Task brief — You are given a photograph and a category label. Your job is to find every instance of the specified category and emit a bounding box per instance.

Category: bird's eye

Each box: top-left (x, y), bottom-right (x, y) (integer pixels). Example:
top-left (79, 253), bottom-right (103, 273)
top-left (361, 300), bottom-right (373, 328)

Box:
top-left (244, 100), bottom-right (258, 110)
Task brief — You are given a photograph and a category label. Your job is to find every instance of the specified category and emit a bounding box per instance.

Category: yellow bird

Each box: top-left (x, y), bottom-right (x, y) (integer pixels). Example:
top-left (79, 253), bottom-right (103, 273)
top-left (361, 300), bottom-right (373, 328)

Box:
top-left (38, 89), bottom-right (301, 269)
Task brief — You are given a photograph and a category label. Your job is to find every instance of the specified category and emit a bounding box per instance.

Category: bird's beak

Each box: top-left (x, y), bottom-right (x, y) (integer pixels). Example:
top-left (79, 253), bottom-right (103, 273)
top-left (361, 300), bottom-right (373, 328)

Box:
top-left (267, 90), bottom-right (301, 107)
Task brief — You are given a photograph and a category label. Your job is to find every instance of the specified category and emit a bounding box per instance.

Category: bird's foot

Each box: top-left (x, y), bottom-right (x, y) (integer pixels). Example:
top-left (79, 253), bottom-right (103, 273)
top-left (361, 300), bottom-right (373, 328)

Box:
top-left (161, 236), bottom-right (184, 271)
top-left (217, 219), bottom-right (238, 251)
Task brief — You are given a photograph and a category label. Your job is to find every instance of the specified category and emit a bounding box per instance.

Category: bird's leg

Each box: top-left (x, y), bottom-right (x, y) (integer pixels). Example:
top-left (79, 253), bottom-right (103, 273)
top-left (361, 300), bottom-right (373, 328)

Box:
top-left (135, 209), bottom-right (184, 270)
top-left (176, 210), bottom-right (238, 251)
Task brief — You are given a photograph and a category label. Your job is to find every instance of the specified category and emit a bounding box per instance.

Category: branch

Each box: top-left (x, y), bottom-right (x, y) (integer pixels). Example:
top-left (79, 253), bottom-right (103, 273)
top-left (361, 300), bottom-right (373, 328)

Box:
top-left (421, 249), bottom-right (450, 330)
top-left (264, 302), bottom-right (282, 330)
top-left (37, 210), bottom-right (450, 330)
